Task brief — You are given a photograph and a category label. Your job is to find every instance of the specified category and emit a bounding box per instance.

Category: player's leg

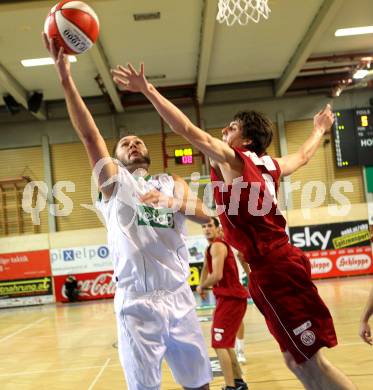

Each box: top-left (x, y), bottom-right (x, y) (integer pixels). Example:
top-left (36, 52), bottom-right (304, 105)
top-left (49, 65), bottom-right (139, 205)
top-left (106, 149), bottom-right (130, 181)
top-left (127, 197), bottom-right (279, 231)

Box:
top-left (283, 350), bottom-right (357, 390)
top-left (115, 291), bottom-right (166, 390)
top-left (235, 321), bottom-right (246, 363)
top-left (249, 250), bottom-right (356, 389)
top-left (211, 296), bottom-right (248, 389)
top-left (215, 348), bottom-right (236, 388)
top-left (227, 348), bottom-right (248, 390)
top-left (165, 285), bottom-right (212, 389)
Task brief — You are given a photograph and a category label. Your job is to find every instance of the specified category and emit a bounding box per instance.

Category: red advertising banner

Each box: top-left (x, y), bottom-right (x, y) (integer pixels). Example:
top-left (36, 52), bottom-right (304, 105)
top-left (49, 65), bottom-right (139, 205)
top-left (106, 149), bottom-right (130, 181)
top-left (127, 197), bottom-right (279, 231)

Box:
top-left (289, 220), bottom-right (373, 279)
top-left (306, 246), bottom-right (373, 279)
top-left (0, 250), bottom-right (51, 281)
top-left (54, 271), bottom-right (115, 302)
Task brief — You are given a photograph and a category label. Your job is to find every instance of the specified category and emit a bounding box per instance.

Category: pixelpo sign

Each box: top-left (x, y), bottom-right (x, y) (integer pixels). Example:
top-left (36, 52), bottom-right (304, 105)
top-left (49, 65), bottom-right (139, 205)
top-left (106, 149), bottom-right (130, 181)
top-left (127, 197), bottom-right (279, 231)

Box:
top-left (50, 244), bottom-right (112, 276)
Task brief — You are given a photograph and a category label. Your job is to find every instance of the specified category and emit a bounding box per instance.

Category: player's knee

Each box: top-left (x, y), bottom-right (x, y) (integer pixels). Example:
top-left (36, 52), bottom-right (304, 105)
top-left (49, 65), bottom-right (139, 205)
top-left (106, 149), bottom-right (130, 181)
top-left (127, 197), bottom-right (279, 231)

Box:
top-left (282, 351), bottom-right (299, 372)
top-left (308, 351), bottom-right (332, 373)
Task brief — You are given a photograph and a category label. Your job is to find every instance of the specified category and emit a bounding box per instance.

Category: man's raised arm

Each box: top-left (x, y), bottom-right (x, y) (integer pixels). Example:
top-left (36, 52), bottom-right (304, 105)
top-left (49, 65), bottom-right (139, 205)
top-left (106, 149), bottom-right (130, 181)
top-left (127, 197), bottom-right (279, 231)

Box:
top-left (43, 34), bottom-right (117, 199)
top-left (275, 104), bottom-right (335, 177)
top-left (111, 63), bottom-right (237, 166)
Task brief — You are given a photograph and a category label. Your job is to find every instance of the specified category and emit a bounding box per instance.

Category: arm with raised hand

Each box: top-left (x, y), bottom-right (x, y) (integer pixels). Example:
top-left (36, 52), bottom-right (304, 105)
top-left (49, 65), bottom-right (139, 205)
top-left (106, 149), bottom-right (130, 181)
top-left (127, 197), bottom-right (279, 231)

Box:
top-left (111, 63), bottom-right (237, 166)
top-left (43, 34), bottom-right (116, 199)
top-left (275, 104), bottom-right (335, 177)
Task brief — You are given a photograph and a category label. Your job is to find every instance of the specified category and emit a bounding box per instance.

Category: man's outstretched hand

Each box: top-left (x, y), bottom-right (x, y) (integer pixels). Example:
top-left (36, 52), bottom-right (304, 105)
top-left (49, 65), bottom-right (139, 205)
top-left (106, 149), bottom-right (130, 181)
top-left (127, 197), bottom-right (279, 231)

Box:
top-left (42, 32), bottom-right (71, 84)
top-left (112, 63), bottom-right (150, 94)
top-left (314, 103), bottom-right (335, 134)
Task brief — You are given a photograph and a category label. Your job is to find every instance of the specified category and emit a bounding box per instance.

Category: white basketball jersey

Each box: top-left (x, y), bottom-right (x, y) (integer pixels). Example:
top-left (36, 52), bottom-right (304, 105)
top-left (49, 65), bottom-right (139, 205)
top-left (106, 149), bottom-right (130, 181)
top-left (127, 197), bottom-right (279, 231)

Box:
top-left (96, 167), bottom-right (190, 292)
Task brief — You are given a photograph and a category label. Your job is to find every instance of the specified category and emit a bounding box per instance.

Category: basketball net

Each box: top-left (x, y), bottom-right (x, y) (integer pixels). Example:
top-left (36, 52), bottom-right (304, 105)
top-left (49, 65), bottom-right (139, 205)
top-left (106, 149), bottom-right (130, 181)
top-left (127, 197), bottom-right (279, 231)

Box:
top-left (216, 0), bottom-right (271, 26)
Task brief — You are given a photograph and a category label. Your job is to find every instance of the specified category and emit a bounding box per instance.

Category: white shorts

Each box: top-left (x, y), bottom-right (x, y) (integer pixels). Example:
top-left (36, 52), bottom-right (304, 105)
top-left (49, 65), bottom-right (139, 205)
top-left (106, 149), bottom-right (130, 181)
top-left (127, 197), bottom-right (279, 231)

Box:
top-left (114, 282), bottom-right (212, 390)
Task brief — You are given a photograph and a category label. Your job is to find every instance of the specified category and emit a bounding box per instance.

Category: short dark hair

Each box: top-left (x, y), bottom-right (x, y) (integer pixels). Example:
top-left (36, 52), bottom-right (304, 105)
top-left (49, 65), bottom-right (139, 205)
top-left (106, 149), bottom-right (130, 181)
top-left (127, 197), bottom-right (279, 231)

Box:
top-left (233, 110), bottom-right (273, 155)
top-left (211, 217), bottom-right (220, 227)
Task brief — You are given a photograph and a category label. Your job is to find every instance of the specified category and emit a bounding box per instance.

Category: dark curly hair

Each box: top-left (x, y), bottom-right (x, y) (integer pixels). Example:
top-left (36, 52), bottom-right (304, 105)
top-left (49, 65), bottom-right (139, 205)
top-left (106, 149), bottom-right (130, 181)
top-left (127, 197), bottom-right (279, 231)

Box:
top-left (233, 110), bottom-right (273, 155)
top-left (211, 217), bottom-right (220, 227)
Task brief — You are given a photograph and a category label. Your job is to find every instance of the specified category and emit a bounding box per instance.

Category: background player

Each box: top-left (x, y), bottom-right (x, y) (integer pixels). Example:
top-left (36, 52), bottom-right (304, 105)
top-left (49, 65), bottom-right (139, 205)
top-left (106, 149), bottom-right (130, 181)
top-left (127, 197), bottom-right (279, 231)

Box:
top-left (198, 217), bottom-right (249, 390)
top-left (112, 63), bottom-right (357, 390)
top-left (44, 37), bottom-right (212, 390)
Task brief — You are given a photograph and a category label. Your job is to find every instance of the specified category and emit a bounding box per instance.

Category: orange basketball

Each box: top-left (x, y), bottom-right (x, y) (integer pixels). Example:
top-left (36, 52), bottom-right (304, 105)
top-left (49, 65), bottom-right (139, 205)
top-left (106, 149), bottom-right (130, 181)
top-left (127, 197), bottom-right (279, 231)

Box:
top-left (44, 0), bottom-right (100, 55)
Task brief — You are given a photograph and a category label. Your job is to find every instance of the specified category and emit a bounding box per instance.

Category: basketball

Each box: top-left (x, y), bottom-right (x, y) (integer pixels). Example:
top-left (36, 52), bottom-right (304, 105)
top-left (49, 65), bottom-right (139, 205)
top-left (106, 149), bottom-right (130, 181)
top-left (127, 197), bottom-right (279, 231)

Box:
top-left (44, 0), bottom-right (99, 55)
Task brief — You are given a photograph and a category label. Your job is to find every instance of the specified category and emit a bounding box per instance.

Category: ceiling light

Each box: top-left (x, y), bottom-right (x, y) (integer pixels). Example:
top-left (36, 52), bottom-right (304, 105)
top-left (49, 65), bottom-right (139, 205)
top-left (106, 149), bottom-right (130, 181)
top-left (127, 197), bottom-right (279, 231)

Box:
top-left (21, 56), bottom-right (77, 67)
top-left (353, 69), bottom-right (369, 79)
top-left (335, 26), bottom-right (373, 37)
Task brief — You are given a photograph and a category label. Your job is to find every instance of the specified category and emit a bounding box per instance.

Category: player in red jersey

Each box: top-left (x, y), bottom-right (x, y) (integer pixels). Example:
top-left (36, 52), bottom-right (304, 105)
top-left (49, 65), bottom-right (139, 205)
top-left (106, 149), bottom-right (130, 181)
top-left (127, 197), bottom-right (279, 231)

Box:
top-left (112, 64), bottom-right (357, 390)
top-left (197, 217), bottom-right (248, 390)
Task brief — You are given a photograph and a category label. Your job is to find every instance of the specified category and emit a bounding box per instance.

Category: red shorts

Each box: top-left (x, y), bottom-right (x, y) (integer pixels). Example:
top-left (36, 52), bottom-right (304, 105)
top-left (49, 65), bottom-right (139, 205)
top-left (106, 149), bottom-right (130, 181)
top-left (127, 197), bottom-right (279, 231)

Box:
top-left (211, 296), bottom-right (247, 349)
top-left (249, 244), bottom-right (337, 364)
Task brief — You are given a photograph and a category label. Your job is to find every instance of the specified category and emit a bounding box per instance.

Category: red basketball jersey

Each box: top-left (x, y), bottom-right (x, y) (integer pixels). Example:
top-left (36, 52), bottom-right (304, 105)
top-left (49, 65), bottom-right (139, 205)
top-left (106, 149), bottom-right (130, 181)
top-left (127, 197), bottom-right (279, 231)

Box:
top-left (206, 238), bottom-right (248, 299)
top-left (211, 148), bottom-right (289, 269)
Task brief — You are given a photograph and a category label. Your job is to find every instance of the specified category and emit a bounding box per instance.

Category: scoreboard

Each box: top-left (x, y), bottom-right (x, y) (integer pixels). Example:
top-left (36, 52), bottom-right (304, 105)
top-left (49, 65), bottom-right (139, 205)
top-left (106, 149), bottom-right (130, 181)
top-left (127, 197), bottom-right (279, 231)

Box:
top-left (174, 148), bottom-right (193, 165)
top-left (333, 107), bottom-right (373, 168)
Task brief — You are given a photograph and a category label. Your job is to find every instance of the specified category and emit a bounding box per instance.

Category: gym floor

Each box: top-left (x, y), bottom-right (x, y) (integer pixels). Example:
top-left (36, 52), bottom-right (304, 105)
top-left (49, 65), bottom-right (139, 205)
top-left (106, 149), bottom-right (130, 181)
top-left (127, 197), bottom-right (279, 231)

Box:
top-left (0, 275), bottom-right (372, 390)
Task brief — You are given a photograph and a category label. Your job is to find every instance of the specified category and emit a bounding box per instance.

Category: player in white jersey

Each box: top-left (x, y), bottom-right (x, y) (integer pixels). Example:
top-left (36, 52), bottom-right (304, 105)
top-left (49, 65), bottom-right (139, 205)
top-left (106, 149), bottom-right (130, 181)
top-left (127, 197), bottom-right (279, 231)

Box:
top-left (44, 35), bottom-right (212, 390)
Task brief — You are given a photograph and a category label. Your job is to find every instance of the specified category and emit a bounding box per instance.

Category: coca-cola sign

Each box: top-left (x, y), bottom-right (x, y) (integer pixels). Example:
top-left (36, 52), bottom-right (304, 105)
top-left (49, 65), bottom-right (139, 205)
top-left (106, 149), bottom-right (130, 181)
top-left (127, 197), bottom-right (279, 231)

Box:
top-left (54, 271), bottom-right (115, 302)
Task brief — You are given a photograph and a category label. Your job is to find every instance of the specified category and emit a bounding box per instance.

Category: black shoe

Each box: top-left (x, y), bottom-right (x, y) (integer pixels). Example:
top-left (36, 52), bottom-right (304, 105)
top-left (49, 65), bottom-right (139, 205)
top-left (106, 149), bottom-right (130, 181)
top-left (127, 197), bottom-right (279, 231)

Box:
top-left (234, 379), bottom-right (248, 390)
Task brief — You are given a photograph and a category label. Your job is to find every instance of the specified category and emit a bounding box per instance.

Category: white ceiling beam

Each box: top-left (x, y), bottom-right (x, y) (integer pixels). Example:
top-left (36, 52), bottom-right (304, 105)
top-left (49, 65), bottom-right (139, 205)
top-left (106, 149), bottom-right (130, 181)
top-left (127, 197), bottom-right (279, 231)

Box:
top-left (0, 63), bottom-right (47, 120)
top-left (196, 0), bottom-right (218, 104)
top-left (89, 40), bottom-right (124, 113)
top-left (275, 0), bottom-right (345, 97)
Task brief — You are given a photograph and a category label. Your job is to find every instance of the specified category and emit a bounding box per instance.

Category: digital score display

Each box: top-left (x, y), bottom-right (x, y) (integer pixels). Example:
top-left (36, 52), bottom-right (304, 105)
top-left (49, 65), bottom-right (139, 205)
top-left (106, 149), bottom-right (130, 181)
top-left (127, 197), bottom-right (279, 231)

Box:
top-left (355, 108), bottom-right (373, 166)
top-left (333, 107), bottom-right (373, 168)
top-left (174, 148), bottom-right (193, 165)
top-left (333, 110), bottom-right (359, 167)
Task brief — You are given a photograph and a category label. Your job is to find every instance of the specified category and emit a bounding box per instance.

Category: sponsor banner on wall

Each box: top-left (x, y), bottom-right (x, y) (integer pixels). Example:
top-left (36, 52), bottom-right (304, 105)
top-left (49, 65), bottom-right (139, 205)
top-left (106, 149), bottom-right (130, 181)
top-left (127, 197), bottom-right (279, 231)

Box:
top-left (50, 245), bottom-right (112, 276)
top-left (54, 271), bottom-right (115, 302)
top-left (0, 250), bottom-right (51, 281)
top-left (188, 261), bottom-right (204, 291)
top-left (54, 265), bottom-right (207, 302)
top-left (0, 276), bottom-right (54, 308)
top-left (289, 220), bottom-right (371, 251)
top-left (369, 202), bottom-right (373, 245)
top-left (289, 220), bottom-right (373, 279)
top-left (54, 262), bottom-right (209, 302)
top-left (0, 295), bottom-right (54, 308)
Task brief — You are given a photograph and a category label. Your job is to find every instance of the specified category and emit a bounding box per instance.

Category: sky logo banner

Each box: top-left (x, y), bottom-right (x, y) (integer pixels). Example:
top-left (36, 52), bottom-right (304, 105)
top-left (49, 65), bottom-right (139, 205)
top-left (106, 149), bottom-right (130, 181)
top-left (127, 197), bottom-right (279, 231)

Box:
top-left (289, 220), bottom-right (373, 279)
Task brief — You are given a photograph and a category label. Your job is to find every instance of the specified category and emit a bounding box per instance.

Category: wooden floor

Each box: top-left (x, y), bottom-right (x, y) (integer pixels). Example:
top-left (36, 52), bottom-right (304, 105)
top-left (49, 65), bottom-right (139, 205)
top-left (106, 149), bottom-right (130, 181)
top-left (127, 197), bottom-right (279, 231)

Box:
top-left (0, 276), bottom-right (372, 390)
